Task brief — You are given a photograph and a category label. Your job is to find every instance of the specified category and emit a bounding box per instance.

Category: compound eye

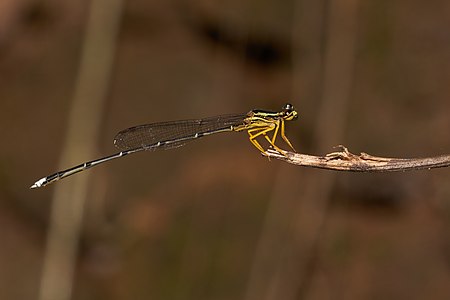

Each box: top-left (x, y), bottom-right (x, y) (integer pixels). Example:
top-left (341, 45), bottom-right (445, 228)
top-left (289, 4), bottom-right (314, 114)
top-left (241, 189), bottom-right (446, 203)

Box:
top-left (283, 103), bottom-right (294, 112)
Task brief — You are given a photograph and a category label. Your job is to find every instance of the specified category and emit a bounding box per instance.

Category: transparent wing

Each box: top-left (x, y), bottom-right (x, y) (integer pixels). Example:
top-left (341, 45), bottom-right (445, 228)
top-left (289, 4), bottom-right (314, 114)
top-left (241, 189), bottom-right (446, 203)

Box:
top-left (113, 113), bottom-right (247, 151)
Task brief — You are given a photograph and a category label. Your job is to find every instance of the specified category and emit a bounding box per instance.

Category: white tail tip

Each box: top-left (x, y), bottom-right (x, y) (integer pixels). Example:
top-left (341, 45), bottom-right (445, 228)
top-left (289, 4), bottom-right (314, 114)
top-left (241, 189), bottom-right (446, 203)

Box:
top-left (30, 178), bottom-right (46, 189)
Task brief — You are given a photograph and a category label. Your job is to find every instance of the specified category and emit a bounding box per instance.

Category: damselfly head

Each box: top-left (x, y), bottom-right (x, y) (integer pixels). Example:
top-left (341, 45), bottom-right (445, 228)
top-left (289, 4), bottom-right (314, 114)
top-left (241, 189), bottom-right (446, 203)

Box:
top-left (282, 103), bottom-right (298, 120)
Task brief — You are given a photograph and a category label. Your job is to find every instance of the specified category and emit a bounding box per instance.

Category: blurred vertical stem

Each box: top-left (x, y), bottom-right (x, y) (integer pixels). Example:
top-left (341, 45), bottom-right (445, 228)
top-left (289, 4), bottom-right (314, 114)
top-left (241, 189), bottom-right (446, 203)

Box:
top-left (244, 0), bottom-right (359, 299)
top-left (292, 0), bottom-right (359, 297)
top-left (38, 1), bottom-right (123, 300)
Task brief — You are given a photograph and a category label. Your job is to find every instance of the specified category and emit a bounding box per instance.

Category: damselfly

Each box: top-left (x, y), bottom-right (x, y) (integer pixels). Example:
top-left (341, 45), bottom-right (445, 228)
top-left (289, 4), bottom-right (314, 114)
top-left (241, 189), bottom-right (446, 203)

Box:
top-left (31, 103), bottom-right (298, 188)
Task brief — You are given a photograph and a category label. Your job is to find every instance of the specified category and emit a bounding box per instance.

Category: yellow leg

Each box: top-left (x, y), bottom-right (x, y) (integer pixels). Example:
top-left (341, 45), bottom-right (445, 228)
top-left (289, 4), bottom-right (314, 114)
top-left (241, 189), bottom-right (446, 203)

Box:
top-left (264, 121), bottom-right (286, 153)
top-left (247, 126), bottom-right (275, 153)
top-left (270, 120), bottom-right (280, 145)
top-left (280, 120), bottom-right (296, 151)
top-left (248, 124), bottom-right (286, 154)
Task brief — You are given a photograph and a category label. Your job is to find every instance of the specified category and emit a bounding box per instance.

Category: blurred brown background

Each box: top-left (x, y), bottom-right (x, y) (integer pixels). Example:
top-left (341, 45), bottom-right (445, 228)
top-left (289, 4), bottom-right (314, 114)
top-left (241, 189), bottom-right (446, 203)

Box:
top-left (1, 0), bottom-right (450, 299)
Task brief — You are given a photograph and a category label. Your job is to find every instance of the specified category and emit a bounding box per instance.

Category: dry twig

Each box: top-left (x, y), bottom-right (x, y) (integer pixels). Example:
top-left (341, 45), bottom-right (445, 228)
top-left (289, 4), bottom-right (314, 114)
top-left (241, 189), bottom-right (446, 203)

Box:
top-left (264, 146), bottom-right (450, 172)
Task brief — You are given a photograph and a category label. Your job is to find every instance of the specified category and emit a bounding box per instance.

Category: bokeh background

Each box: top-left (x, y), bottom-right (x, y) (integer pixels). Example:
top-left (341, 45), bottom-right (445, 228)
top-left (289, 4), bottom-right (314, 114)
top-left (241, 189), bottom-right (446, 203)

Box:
top-left (1, 0), bottom-right (450, 299)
